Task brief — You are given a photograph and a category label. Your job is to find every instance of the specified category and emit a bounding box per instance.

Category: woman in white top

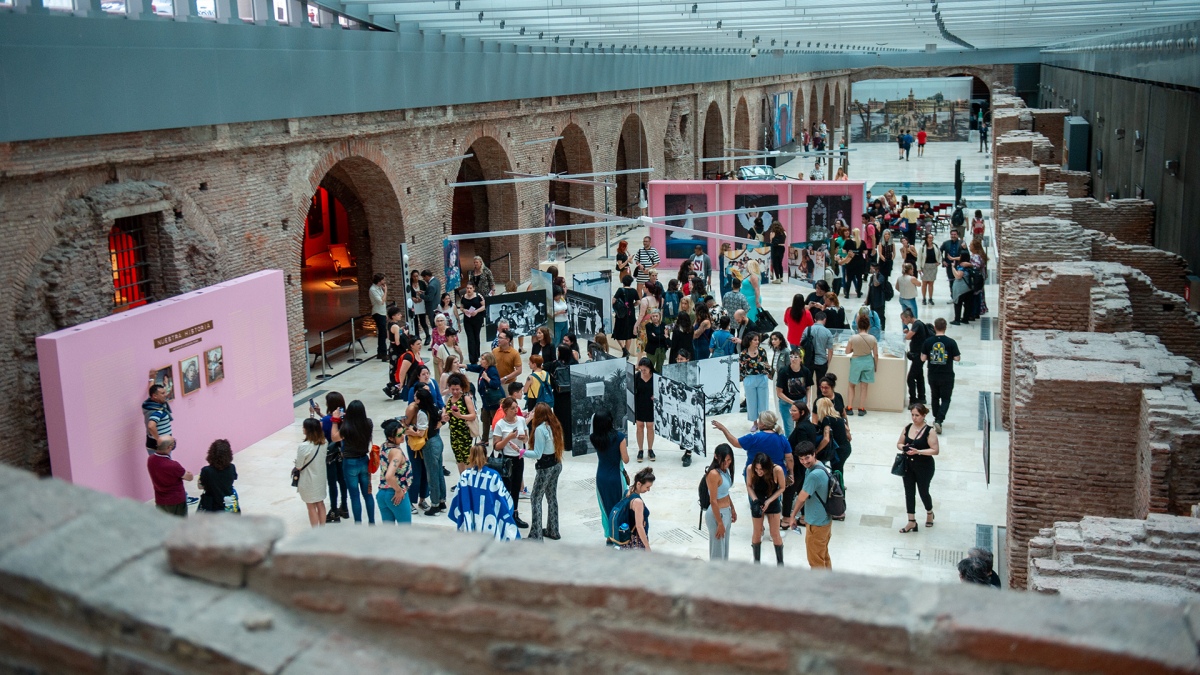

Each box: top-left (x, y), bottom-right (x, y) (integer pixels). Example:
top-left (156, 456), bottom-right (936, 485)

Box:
top-left (552, 287), bottom-right (569, 347)
top-left (437, 292), bottom-right (460, 332)
top-left (491, 397), bottom-right (529, 528)
top-left (897, 262), bottom-right (922, 319)
top-left (295, 418), bottom-right (328, 528)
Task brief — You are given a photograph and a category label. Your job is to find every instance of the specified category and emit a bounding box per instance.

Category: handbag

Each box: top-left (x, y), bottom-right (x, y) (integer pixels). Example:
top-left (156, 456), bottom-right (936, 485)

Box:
top-left (890, 452), bottom-right (907, 477)
top-left (486, 452), bottom-right (513, 478)
top-left (292, 447), bottom-right (319, 487)
top-left (464, 402), bottom-right (483, 440)
top-left (481, 381), bottom-right (505, 408)
top-left (753, 308), bottom-right (778, 333)
top-left (408, 427), bottom-right (427, 453)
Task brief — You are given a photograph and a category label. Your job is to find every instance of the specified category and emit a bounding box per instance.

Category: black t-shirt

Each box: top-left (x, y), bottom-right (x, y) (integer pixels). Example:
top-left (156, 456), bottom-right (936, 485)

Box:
top-left (819, 415), bottom-right (849, 448)
top-left (461, 295), bottom-right (483, 323)
top-left (198, 464), bottom-right (237, 512)
top-left (905, 320), bottom-right (932, 357)
top-left (922, 335), bottom-right (961, 380)
top-left (815, 392), bottom-right (846, 418)
top-left (775, 365), bottom-right (811, 405)
top-left (789, 419), bottom-right (820, 452)
top-left (824, 307), bottom-right (847, 330)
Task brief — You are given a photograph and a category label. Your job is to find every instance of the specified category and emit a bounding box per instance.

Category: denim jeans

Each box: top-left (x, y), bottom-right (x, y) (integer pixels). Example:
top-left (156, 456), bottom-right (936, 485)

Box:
top-left (744, 374), bottom-right (770, 423)
top-left (777, 400), bottom-right (796, 436)
top-left (422, 433), bottom-right (447, 506)
top-left (409, 446), bottom-right (428, 504)
top-left (554, 321), bottom-right (568, 347)
top-left (325, 446), bottom-right (348, 513)
top-left (342, 456), bottom-right (375, 524)
top-left (376, 487), bottom-right (412, 524)
top-left (899, 297), bottom-right (918, 320)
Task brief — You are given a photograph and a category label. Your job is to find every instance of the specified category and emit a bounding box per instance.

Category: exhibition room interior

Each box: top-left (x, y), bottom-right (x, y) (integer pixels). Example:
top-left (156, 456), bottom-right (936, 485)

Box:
top-left (2, 0), bottom-right (1200, 671)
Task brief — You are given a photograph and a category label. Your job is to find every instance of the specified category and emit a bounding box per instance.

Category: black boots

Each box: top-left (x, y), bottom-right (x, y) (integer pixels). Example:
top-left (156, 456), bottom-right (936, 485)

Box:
top-left (775, 544), bottom-right (784, 567)
top-left (752, 542), bottom-right (762, 563)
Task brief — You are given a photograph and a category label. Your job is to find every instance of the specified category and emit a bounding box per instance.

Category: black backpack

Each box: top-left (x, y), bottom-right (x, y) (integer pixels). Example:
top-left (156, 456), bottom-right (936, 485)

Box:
top-left (881, 278), bottom-right (895, 302)
top-left (698, 467), bottom-right (714, 511)
top-left (613, 291), bottom-right (633, 319)
top-left (812, 464), bottom-right (847, 517)
top-left (800, 327), bottom-right (816, 369)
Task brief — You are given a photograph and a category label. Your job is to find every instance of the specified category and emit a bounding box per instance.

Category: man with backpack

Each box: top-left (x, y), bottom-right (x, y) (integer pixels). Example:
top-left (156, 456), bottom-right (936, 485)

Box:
top-left (901, 308), bottom-right (930, 405)
top-left (786, 441), bottom-right (840, 569)
top-left (800, 311), bottom-right (834, 402)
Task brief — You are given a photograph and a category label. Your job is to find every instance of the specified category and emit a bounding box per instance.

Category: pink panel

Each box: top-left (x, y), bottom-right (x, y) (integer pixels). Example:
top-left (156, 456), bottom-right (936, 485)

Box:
top-left (647, 180), bottom-right (720, 268)
top-left (36, 270), bottom-right (295, 502)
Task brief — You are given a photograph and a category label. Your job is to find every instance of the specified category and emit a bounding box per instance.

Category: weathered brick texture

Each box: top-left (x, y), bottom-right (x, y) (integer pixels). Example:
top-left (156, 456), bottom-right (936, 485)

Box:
top-left (1, 462), bottom-right (1197, 675)
top-left (1006, 330), bottom-right (1199, 589)
top-left (1027, 514), bottom-right (1200, 602)
top-left (1028, 108), bottom-right (1070, 164)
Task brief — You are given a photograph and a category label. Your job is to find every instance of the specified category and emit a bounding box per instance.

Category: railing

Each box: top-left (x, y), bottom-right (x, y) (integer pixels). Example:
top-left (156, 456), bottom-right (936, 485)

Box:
top-left (488, 252), bottom-right (512, 286)
top-left (309, 314), bottom-right (370, 381)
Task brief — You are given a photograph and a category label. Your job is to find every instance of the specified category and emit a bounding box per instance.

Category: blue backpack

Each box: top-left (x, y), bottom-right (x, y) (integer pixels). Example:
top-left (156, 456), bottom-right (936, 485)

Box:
top-left (607, 493), bottom-right (640, 546)
top-left (529, 371), bottom-right (554, 407)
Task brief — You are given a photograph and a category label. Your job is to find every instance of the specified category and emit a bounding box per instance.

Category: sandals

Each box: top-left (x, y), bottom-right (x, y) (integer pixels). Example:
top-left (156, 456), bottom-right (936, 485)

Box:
top-left (899, 519), bottom-right (918, 534)
top-left (925, 511), bottom-right (935, 528)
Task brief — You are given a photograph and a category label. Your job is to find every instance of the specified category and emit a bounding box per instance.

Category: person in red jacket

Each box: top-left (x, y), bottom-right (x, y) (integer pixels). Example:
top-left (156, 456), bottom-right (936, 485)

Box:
top-left (916, 129), bottom-right (928, 157)
top-left (783, 294), bottom-right (813, 348)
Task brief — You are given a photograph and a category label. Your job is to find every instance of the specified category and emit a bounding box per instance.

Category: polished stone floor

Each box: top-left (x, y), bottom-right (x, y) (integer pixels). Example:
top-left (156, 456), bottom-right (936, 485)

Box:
top-left (205, 142), bottom-right (1006, 583)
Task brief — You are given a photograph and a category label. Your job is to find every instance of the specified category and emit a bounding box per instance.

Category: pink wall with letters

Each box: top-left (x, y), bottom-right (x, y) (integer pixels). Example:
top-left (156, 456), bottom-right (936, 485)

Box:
top-left (37, 270), bottom-right (294, 502)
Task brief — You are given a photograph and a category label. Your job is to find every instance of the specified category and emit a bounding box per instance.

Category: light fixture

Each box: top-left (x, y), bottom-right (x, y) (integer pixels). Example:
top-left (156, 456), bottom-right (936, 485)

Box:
top-left (1165, 159), bottom-right (1180, 177)
top-left (1134, 130), bottom-right (1144, 152)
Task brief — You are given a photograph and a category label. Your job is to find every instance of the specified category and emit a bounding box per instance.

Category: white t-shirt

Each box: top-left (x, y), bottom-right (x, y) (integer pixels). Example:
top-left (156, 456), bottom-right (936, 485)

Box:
top-left (553, 299), bottom-right (568, 322)
top-left (492, 416), bottom-right (527, 457)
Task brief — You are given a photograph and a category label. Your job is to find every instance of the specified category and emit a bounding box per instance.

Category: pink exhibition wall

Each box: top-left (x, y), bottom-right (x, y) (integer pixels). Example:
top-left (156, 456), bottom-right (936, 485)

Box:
top-left (648, 180), bottom-right (867, 268)
top-left (36, 270), bottom-right (294, 502)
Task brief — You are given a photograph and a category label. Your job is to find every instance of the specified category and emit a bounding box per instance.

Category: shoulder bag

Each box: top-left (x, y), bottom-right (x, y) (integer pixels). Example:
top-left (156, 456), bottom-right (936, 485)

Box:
top-left (462, 399), bottom-right (483, 440)
top-left (292, 446), bottom-right (319, 487)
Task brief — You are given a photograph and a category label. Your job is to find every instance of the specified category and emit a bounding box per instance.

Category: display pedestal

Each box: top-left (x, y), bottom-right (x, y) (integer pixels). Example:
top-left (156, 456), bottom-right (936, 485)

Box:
top-left (826, 353), bottom-right (907, 412)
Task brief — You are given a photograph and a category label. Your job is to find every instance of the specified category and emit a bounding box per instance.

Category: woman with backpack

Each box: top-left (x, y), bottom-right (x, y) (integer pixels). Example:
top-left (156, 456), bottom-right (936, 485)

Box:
top-left (525, 402), bottom-right (564, 541)
top-left (631, 357), bottom-right (657, 464)
top-left (612, 468), bottom-right (656, 551)
top-left (896, 403), bottom-right (939, 533)
top-left (702, 445), bottom-right (737, 560)
top-left (746, 452), bottom-right (786, 565)
top-left (522, 355), bottom-right (554, 412)
top-left (612, 275), bottom-right (639, 358)
top-left (392, 337), bottom-right (424, 401)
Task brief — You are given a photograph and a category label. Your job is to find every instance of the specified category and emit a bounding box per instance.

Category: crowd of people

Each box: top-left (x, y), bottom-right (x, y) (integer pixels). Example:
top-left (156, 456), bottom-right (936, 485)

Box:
top-left (141, 199), bottom-right (988, 582)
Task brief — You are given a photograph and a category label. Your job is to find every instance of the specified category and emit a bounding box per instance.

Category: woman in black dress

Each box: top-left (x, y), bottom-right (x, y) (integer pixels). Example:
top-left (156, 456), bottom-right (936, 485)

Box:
top-left (633, 357), bottom-right (655, 462)
top-left (547, 344), bottom-right (577, 454)
top-left (459, 282), bottom-right (486, 363)
top-left (767, 222), bottom-right (787, 284)
top-left (845, 229), bottom-right (868, 298)
top-left (612, 275), bottom-right (639, 358)
top-left (197, 439), bottom-right (238, 513)
top-left (896, 403), bottom-right (939, 532)
top-left (669, 311), bottom-right (693, 364)
top-left (615, 239), bottom-right (631, 278)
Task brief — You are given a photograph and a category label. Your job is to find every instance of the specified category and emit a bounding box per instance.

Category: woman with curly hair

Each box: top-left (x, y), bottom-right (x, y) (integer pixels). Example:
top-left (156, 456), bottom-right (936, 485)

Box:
top-left (198, 439), bottom-right (238, 514)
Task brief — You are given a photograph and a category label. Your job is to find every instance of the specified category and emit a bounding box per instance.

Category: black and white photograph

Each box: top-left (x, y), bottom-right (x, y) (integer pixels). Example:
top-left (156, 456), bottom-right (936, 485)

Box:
top-left (733, 194), bottom-right (779, 245)
top-left (572, 271), bottom-right (612, 334)
top-left (565, 290), bottom-right (604, 342)
top-left (626, 362), bottom-right (636, 424)
top-left (665, 355), bottom-right (740, 416)
top-left (653, 374), bottom-right (707, 457)
top-left (485, 290), bottom-right (548, 341)
top-left (568, 357), bottom-right (628, 456)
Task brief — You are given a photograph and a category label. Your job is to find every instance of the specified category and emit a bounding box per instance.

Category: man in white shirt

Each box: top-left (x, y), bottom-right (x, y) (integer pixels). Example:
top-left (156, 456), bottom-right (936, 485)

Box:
top-left (369, 274), bottom-right (389, 360)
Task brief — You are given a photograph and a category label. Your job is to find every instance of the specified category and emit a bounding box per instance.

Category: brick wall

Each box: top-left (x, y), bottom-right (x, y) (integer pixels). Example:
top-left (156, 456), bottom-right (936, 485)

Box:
top-left (1138, 388), bottom-right (1200, 517)
top-left (1027, 515), bottom-right (1200, 602)
top-left (1028, 108), bottom-right (1070, 164)
top-left (1091, 233), bottom-right (1189, 296)
top-left (1040, 166), bottom-right (1091, 197)
top-left (1006, 330), bottom-right (1198, 589)
top-left (0, 463), bottom-right (1197, 675)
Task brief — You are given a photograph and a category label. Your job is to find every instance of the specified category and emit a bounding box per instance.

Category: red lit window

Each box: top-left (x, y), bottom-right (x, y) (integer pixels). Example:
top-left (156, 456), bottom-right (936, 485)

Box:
top-left (108, 217), bottom-right (152, 312)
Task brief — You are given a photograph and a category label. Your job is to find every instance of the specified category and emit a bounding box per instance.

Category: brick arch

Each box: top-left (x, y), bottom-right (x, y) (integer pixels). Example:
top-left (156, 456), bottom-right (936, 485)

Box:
top-left (795, 87), bottom-right (806, 142)
top-left (733, 96), bottom-right (750, 170)
top-left (809, 84), bottom-right (819, 135)
top-left (822, 82), bottom-right (833, 128)
top-left (702, 100), bottom-right (725, 179)
top-left (848, 65), bottom-right (1000, 96)
top-left (833, 82), bottom-right (842, 127)
top-left (548, 122), bottom-right (596, 246)
top-left (614, 112), bottom-right (650, 218)
top-left (452, 134), bottom-right (519, 285)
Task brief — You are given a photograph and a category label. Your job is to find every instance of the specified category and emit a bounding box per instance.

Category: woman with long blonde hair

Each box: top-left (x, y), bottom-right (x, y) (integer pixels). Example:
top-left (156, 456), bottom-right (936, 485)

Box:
top-left (526, 403), bottom-right (565, 540)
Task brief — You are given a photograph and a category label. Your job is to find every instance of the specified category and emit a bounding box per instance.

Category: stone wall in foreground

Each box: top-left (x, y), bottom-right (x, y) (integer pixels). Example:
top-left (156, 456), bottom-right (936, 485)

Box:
top-left (0, 463), bottom-right (1197, 674)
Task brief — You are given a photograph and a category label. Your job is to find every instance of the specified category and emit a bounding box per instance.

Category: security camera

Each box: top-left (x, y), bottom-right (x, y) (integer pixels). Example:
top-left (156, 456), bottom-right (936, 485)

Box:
top-left (749, 47), bottom-right (758, 58)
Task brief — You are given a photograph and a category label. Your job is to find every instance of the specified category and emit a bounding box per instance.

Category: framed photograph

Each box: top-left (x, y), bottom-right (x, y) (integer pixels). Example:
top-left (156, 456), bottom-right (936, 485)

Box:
top-left (204, 345), bottom-right (224, 385)
top-left (148, 365), bottom-right (175, 401)
top-left (179, 355), bottom-right (202, 396)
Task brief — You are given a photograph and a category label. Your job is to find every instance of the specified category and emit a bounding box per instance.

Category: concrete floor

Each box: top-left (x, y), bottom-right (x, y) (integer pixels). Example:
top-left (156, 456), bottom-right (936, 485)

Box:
top-left (210, 142), bottom-right (1007, 583)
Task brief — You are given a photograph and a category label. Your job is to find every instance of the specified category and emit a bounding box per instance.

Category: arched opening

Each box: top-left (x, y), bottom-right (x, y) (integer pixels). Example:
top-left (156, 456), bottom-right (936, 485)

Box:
top-left (108, 214), bottom-right (155, 312)
top-left (833, 82), bottom-right (842, 128)
top-left (795, 88), bottom-right (806, 144)
top-left (733, 97), bottom-right (750, 170)
top-left (702, 101), bottom-right (724, 179)
top-left (809, 85), bottom-right (819, 135)
top-left (952, 73), bottom-right (992, 129)
top-left (548, 123), bottom-right (595, 247)
top-left (614, 114), bottom-right (650, 218)
top-left (301, 157), bottom-right (399, 343)
top-left (452, 137), bottom-right (518, 286)
top-left (822, 82), bottom-right (833, 129)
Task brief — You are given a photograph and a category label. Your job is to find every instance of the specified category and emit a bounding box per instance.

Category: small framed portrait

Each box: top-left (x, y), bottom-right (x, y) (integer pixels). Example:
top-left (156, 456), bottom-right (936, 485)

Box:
top-left (148, 365), bottom-right (175, 401)
top-left (204, 345), bottom-right (224, 385)
top-left (179, 355), bottom-right (202, 396)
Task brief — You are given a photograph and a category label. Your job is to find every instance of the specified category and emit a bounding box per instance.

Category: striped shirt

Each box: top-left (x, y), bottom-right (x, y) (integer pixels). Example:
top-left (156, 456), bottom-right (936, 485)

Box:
top-left (633, 247), bottom-right (660, 283)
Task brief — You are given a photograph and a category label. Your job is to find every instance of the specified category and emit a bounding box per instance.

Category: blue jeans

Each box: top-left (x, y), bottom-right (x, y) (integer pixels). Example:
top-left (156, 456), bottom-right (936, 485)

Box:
top-left (376, 487), bottom-right (412, 524)
top-left (342, 456), bottom-right (375, 524)
top-left (554, 321), bottom-right (568, 347)
top-left (744, 374), bottom-right (770, 423)
top-left (422, 433), bottom-right (446, 506)
top-left (899, 297), bottom-right (918, 320)
top-left (409, 446), bottom-right (428, 504)
top-left (777, 400), bottom-right (795, 436)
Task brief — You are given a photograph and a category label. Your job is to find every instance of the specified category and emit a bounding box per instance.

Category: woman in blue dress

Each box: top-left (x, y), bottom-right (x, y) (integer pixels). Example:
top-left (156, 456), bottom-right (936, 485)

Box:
top-left (590, 411), bottom-right (629, 542)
